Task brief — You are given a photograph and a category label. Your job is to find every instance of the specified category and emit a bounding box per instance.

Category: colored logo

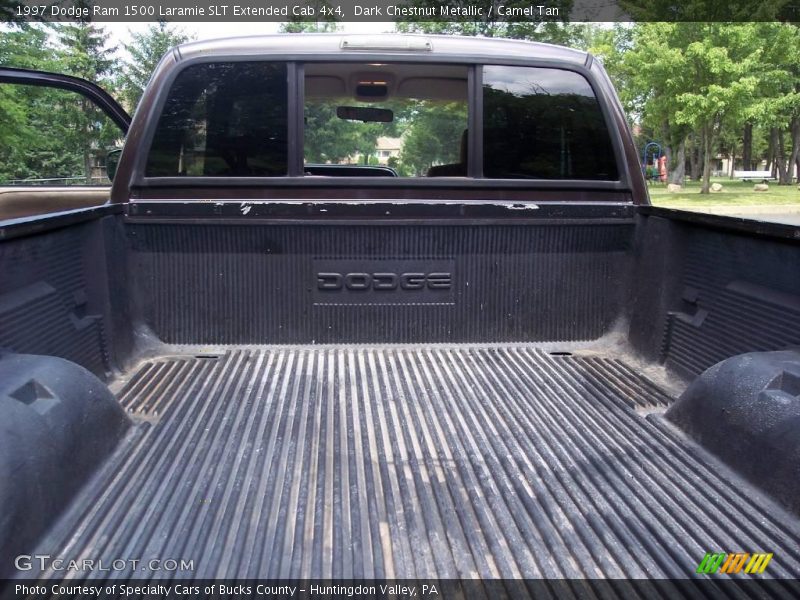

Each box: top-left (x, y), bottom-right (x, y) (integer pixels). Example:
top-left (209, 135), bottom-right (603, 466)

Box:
top-left (696, 552), bottom-right (773, 574)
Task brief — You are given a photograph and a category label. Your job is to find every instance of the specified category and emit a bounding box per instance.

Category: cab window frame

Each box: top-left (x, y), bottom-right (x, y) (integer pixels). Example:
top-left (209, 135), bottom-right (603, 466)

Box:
top-left (134, 56), bottom-right (630, 191)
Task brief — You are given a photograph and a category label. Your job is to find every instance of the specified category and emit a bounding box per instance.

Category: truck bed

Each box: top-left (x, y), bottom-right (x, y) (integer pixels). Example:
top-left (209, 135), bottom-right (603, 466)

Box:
top-left (28, 345), bottom-right (800, 580)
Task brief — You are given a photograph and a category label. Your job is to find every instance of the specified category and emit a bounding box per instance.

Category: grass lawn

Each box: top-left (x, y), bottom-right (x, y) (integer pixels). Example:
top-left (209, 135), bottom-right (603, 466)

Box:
top-left (649, 177), bottom-right (800, 209)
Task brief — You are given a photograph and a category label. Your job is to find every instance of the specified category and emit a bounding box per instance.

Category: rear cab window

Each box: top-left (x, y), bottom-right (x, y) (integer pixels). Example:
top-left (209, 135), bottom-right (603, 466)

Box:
top-left (143, 60), bottom-right (620, 185)
top-left (146, 62), bottom-right (288, 177)
top-left (482, 66), bottom-right (618, 180)
top-left (304, 63), bottom-right (468, 177)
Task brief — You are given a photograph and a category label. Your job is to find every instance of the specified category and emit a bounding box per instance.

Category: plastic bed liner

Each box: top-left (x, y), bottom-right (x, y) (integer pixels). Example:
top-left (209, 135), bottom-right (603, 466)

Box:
top-left (25, 346), bottom-right (800, 580)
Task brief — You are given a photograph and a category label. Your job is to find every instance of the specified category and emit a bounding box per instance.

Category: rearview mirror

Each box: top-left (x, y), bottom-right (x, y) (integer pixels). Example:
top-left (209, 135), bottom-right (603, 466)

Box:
top-left (106, 148), bottom-right (123, 182)
top-left (336, 106), bottom-right (393, 123)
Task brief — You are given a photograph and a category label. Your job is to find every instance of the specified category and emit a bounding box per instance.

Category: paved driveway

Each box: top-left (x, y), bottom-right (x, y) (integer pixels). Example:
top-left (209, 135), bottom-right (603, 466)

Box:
top-left (663, 205), bottom-right (800, 227)
top-left (725, 212), bottom-right (800, 226)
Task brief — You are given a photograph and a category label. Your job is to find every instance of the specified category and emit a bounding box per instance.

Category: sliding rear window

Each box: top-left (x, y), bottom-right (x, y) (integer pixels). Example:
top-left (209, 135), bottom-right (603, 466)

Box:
top-left (304, 63), bottom-right (468, 177)
top-left (144, 61), bottom-right (619, 182)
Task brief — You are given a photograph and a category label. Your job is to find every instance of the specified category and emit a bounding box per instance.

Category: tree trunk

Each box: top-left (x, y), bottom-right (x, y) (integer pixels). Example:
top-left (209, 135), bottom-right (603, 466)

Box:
top-left (775, 128), bottom-right (789, 184)
top-left (729, 147), bottom-right (736, 179)
top-left (690, 135), bottom-right (702, 181)
top-left (767, 127), bottom-right (777, 177)
top-left (669, 137), bottom-right (686, 185)
top-left (788, 116), bottom-right (800, 184)
top-left (700, 125), bottom-right (713, 194)
top-left (81, 98), bottom-right (94, 185)
top-left (84, 151), bottom-right (93, 186)
top-left (742, 122), bottom-right (753, 170)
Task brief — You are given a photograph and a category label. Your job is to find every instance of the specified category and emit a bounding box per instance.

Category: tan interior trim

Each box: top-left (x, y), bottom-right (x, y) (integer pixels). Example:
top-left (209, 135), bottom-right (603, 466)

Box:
top-left (0, 187), bottom-right (110, 220)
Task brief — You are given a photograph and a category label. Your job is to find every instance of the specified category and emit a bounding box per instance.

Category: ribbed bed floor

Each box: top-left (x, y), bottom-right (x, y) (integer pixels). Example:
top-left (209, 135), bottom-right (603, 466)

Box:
top-left (31, 347), bottom-right (800, 580)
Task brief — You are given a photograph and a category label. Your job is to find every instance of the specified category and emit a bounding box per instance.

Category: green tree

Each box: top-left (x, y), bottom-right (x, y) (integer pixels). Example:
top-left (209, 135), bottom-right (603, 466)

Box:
top-left (398, 102), bottom-right (467, 175)
top-left (395, 1), bottom-right (564, 35)
top-left (617, 23), bottom-right (761, 193)
top-left (280, 21), bottom-right (340, 33)
top-left (304, 98), bottom-right (413, 166)
top-left (118, 22), bottom-right (193, 112)
top-left (619, 0), bottom-right (794, 22)
top-left (280, 1), bottom-right (340, 33)
top-left (54, 21), bottom-right (120, 183)
top-left (304, 101), bottom-right (384, 163)
top-left (0, 24), bottom-right (83, 183)
top-left (394, 1), bottom-right (595, 48)
top-left (0, 24), bottom-right (56, 171)
top-left (0, 21), bottom-right (125, 185)
top-left (0, 77), bottom-right (118, 185)
top-left (0, 23), bottom-right (56, 70)
top-left (54, 22), bottom-right (116, 83)
top-left (587, 25), bottom-right (634, 111)
top-left (746, 23), bottom-right (800, 184)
